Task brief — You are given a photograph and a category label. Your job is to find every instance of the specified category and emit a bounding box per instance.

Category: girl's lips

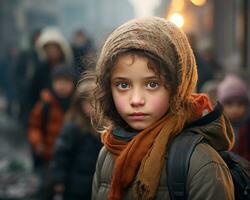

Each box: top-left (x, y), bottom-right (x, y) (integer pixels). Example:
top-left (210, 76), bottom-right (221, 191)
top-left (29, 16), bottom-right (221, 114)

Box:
top-left (129, 112), bottom-right (146, 116)
top-left (128, 113), bottom-right (148, 120)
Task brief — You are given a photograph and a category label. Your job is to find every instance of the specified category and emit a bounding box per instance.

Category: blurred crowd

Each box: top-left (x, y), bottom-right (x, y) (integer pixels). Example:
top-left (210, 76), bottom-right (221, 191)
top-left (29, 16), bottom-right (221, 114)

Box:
top-left (0, 25), bottom-right (249, 200)
top-left (0, 27), bottom-right (102, 200)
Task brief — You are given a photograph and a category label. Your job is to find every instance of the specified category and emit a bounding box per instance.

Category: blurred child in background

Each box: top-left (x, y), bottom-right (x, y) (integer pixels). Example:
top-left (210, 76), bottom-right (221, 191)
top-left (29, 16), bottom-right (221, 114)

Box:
top-left (217, 74), bottom-right (250, 161)
top-left (28, 65), bottom-right (76, 199)
top-left (51, 77), bottom-right (102, 200)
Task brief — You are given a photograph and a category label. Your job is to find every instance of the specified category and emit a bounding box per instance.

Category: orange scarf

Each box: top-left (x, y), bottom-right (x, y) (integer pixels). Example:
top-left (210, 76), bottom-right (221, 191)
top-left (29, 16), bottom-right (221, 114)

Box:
top-left (102, 93), bottom-right (212, 200)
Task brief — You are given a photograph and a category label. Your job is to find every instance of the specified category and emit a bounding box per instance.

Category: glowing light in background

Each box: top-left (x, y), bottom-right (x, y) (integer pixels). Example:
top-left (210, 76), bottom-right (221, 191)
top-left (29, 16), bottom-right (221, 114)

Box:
top-left (190, 0), bottom-right (207, 7)
top-left (169, 12), bottom-right (184, 28)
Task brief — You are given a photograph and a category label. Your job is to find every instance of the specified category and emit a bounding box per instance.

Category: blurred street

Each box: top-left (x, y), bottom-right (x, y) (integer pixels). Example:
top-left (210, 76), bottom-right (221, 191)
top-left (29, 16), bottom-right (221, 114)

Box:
top-left (0, 94), bottom-right (38, 200)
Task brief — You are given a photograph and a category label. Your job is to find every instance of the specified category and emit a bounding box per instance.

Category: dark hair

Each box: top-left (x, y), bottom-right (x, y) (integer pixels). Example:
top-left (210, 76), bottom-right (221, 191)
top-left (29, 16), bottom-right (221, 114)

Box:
top-left (82, 49), bottom-right (177, 131)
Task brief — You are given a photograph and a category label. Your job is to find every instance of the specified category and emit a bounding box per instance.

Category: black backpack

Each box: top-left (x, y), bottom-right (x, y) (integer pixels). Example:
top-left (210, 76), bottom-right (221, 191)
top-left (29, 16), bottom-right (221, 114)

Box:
top-left (167, 131), bottom-right (250, 200)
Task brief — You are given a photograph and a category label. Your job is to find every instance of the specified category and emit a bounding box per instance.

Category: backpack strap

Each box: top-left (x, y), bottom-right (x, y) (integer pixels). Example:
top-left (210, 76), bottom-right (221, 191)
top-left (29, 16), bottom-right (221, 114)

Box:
top-left (167, 131), bottom-right (204, 200)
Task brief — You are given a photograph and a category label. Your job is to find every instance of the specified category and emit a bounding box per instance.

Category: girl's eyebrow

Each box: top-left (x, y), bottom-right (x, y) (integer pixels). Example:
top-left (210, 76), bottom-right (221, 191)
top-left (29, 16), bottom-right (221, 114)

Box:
top-left (111, 77), bottom-right (129, 81)
top-left (142, 76), bottom-right (158, 80)
top-left (112, 76), bottom-right (158, 80)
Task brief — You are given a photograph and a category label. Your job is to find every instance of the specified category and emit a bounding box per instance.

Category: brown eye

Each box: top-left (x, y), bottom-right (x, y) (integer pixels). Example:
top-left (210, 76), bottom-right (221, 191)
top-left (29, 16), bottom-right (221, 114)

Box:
top-left (146, 81), bottom-right (159, 89)
top-left (116, 82), bottom-right (129, 90)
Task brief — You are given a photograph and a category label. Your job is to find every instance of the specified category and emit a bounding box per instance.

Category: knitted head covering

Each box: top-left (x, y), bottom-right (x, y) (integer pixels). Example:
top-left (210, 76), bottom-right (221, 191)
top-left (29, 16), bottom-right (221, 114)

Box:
top-left (97, 17), bottom-right (197, 115)
top-left (36, 27), bottom-right (73, 64)
top-left (217, 74), bottom-right (249, 104)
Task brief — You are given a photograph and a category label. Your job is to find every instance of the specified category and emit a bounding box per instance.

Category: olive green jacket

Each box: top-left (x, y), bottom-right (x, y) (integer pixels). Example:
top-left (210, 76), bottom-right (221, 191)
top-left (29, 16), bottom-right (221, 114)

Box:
top-left (92, 105), bottom-right (235, 200)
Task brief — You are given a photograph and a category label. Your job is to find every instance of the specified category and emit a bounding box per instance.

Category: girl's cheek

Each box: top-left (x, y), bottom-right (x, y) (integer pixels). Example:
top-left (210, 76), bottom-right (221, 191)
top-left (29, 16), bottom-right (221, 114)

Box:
top-left (114, 98), bottom-right (126, 112)
top-left (113, 94), bottom-right (129, 116)
top-left (150, 96), bottom-right (170, 114)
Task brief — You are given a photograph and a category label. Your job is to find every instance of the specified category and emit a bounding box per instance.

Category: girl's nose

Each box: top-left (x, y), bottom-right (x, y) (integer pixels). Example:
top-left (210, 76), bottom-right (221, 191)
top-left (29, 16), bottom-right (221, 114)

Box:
top-left (129, 90), bottom-right (145, 107)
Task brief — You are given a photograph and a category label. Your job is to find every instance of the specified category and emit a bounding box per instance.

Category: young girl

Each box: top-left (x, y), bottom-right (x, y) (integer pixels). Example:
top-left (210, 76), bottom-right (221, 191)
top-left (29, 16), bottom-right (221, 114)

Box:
top-left (88, 17), bottom-right (234, 200)
top-left (50, 78), bottom-right (102, 200)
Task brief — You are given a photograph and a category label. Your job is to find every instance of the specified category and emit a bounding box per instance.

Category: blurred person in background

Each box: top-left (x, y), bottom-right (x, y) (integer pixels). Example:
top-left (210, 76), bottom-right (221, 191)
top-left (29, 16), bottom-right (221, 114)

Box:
top-left (28, 65), bottom-right (76, 200)
top-left (15, 29), bottom-right (41, 126)
top-left (71, 29), bottom-right (95, 77)
top-left (51, 78), bottom-right (102, 200)
top-left (187, 33), bottom-right (214, 92)
top-left (28, 27), bottom-right (74, 121)
top-left (217, 74), bottom-right (250, 161)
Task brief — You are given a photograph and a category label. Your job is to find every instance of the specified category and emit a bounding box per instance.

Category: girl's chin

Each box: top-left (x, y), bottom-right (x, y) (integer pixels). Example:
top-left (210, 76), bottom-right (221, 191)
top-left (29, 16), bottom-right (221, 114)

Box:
top-left (127, 123), bottom-right (151, 132)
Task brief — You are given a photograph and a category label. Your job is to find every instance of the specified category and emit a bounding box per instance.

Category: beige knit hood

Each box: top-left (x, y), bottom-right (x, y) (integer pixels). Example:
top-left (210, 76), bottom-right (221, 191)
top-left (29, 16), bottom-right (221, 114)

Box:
top-left (36, 27), bottom-right (73, 65)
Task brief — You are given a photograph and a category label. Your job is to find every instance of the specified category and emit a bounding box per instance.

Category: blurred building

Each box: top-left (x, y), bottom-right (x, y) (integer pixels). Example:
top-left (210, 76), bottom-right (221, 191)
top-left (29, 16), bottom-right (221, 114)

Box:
top-left (243, 0), bottom-right (250, 72)
top-left (57, 0), bottom-right (135, 47)
top-left (0, 0), bottom-right (170, 53)
top-left (0, 0), bottom-right (20, 57)
top-left (57, 0), bottom-right (170, 47)
top-left (0, 0), bottom-right (58, 55)
top-left (0, 0), bottom-right (250, 74)
top-left (166, 0), bottom-right (250, 75)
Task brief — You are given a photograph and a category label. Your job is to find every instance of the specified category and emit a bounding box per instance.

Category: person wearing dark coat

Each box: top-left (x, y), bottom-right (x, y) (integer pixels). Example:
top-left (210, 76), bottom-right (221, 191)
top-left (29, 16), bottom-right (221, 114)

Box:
top-left (28, 27), bottom-right (74, 115)
top-left (50, 78), bottom-right (102, 200)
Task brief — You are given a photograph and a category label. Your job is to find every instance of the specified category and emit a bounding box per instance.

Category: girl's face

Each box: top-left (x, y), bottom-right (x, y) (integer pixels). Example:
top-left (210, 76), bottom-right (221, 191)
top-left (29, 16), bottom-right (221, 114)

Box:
top-left (111, 53), bottom-right (171, 131)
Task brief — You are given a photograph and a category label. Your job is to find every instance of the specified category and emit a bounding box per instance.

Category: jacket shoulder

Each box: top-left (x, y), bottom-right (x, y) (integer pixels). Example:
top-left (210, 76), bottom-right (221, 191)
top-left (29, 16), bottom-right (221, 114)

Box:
top-left (187, 143), bottom-right (234, 200)
top-left (191, 142), bottom-right (226, 168)
top-left (188, 142), bottom-right (229, 180)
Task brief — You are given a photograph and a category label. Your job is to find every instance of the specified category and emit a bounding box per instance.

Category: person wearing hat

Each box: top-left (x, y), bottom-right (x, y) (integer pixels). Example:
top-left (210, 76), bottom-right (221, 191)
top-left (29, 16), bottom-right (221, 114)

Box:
top-left (217, 74), bottom-right (250, 161)
top-left (84, 17), bottom-right (234, 200)
top-left (28, 65), bottom-right (76, 199)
